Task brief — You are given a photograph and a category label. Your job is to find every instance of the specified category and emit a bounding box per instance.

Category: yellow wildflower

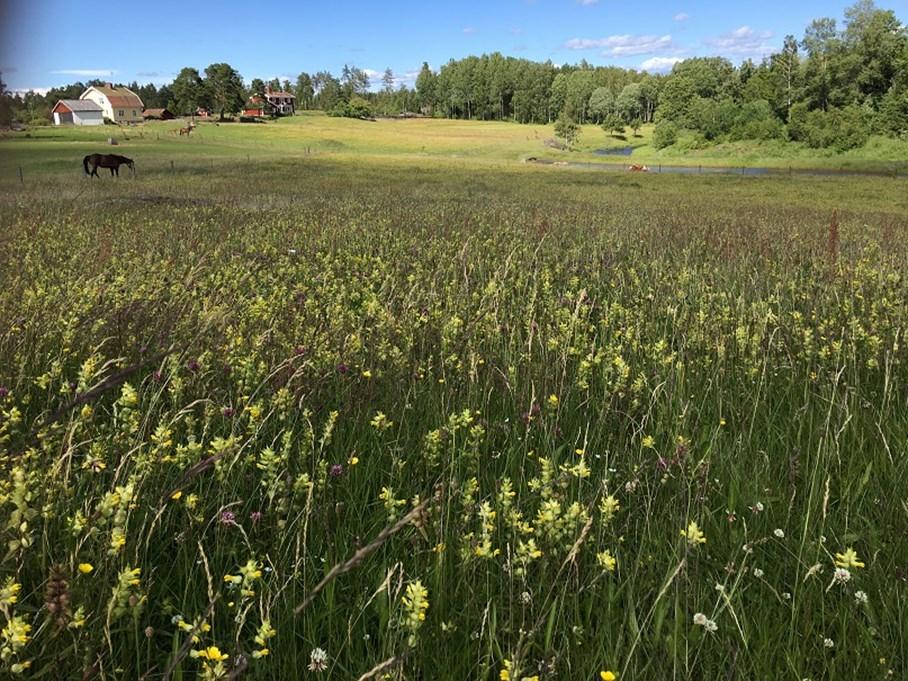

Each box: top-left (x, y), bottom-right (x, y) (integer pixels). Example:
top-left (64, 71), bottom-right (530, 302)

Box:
top-left (78, 563), bottom-right (94, 574)
top-left (0, 579), bottom-right (22, 606)
top-left (681, 521), bottom-right (707, 546)
top-left (601, 672), bottom-right (618, 681)
top-left (597, 550), bottom-right (618, 572)
top-left (834, 548), bottom-right (865, 569)
top-left (171, 490), bottom-right (183, 501)
top-left (547, 394), bottom-right (559, 407)
top-left (193, 645), bottom-right (229, 661)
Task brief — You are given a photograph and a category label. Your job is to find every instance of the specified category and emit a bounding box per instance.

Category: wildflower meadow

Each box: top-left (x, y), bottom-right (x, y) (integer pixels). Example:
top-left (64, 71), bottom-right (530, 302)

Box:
top-left (0, 145), bottom-right (906, 679)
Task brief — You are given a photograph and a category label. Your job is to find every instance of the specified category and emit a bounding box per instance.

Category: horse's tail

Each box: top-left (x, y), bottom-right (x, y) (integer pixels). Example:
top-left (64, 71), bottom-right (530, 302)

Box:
top-left (82, 155), bottom-right (90, 175)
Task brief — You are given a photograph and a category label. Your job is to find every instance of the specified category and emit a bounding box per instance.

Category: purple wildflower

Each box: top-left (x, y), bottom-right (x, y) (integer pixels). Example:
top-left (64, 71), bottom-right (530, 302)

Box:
top-left (220, 510), bottom-right (236, 525)
top-left (336, 363), bottom-right (349, 375)
top-left (329, 464), bottom-right (344, 478)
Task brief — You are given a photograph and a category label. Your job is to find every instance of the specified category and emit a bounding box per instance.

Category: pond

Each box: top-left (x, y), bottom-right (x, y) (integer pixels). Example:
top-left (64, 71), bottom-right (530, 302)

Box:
top-left (593, 147), bottom-right (634, 156)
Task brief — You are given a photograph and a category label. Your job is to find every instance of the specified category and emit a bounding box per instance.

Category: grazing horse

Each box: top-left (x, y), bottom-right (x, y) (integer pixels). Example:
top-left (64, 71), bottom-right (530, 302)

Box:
top-left (178, 126), bottom-right (193, 136)
top-left (628, 163), bottom-right (649, 173)
top-left (83, 153), bottom-right (135, 178)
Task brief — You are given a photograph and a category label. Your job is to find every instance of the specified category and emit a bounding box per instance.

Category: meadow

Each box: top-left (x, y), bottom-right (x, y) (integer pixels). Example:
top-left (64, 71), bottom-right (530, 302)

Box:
top-left (0, 117), bottom-right (907, 680)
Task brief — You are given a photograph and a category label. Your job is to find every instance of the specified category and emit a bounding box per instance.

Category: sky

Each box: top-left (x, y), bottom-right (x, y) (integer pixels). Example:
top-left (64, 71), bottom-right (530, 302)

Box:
top-left (2, 0), bottom-right (907, 95)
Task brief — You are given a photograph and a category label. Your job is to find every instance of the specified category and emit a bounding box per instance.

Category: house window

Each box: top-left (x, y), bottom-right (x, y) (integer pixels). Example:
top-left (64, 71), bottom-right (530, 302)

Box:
top-left (132, 110), bottom-right (136, 116)
top-left (118, 110), bottom-right (124, 117)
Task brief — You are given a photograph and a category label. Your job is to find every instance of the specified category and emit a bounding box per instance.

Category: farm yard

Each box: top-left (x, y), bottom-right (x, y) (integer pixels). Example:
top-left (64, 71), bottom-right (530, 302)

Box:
top-left (1, 115), bottom-right (908, 680)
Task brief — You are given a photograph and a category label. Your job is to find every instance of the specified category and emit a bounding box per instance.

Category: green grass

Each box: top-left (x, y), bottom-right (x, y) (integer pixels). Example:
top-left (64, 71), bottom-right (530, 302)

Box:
top-left (0, 122), bottom-right (906, 680)
top-left (3, 112), bottom-right (908, 176)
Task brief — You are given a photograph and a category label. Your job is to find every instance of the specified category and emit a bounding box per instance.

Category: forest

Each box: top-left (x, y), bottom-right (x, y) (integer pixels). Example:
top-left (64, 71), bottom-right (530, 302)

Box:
top-left (2, 1), bottom-right (906, 151)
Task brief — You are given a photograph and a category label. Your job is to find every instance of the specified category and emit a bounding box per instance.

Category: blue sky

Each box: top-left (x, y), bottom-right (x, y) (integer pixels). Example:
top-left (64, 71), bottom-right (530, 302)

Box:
top-left (2, 0), bottom-right (906, 94)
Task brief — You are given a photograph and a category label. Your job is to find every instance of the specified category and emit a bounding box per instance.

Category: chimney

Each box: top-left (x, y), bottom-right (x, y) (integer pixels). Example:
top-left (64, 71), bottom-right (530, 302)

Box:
top-left (106, 82), bottom-right (113, 89)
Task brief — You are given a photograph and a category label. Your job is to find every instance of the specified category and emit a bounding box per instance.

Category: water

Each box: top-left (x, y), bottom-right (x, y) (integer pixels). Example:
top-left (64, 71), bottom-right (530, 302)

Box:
top-left (593, 147), bottom-right (634, 156)
top-left (527, 159), bottom-right (902, 179)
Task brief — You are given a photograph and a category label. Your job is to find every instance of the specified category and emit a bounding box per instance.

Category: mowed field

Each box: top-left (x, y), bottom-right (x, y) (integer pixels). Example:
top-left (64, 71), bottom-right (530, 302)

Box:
top-left (3, 111), bottom-right (908, 174)
top-left (0, 116), bottom-right (907, 680)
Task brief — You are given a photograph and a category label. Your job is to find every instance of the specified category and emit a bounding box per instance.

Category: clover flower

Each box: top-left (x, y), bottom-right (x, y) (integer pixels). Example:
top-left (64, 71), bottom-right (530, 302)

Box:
top-left (308, 647), bottom-right (329, 672)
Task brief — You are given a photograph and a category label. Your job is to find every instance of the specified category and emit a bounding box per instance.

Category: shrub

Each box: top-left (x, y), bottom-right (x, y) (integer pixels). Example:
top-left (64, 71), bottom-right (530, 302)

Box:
top-left (652, 121), bottom-right (678, 149)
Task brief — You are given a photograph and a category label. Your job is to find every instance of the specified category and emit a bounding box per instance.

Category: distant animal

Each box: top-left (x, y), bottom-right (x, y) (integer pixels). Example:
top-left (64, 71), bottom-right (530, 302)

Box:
top-left (628, 164), bottom-right (649, 172)
top-left (178, 126), bottom-right (193, 136)
top-left (83, 153), bottom-right (135, 178)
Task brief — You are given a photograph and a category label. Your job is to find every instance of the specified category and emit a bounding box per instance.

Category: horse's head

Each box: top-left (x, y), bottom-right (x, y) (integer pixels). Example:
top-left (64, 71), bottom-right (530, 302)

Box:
top-left (126, 158), bottom-right (136, 176)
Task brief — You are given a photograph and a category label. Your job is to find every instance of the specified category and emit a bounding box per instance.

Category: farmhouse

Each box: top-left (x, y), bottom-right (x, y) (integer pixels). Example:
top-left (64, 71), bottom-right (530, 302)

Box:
top-left (143, 108), bottom-right (175, 120)
top-left (80, 84), bottom-right (144, 124)
top-left (51, 99), bottom-right (104, 126)
top-left (264, 87), bottom-right (295, 115)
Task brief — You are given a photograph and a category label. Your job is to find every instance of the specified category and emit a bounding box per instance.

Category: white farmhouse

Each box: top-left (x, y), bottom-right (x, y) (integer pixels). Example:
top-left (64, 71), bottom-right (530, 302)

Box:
top-left (80, 84), bottom-right (144, 124)
top-left (51, 99), bottom-right (104, 126)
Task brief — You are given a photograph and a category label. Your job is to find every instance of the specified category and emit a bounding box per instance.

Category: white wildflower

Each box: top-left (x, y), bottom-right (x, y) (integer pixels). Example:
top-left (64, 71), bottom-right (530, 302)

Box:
top-left (308, 647), bottom-right (329, 672)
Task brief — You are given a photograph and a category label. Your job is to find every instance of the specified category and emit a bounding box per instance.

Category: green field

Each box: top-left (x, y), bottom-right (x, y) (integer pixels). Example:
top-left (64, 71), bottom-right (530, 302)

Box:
top-left (1, 117), bottom-right (907, 680)
top-left (3, 112), bottom-right (908, 175)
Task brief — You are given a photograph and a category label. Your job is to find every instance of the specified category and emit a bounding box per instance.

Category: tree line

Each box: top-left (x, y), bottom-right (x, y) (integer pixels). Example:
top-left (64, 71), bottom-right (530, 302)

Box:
top-left (1, 1), bottom-right (905, 149)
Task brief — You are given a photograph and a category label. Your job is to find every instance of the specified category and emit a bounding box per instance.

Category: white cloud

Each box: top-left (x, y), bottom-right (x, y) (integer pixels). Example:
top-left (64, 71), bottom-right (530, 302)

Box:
top-left (674, 12), bottom-right (689, 22)
top-left (578, 0), bottom-right (600, 5)
top-left (51, 69), bottom-right (117, 77)
top-left (462, 27), bottom-right (476, 35)
top-left (510, 27), bottom-right (524, 35)
top-left (11, 87), bottom-right (51, 96)
top-left (705, 26), bottom-right (775, 58)
top-left (639, 56), bottom-right (683, 73)
top-left (565, 34), bottom-right (674, 56)
top-left (364, 68), bottom-right (421, 91)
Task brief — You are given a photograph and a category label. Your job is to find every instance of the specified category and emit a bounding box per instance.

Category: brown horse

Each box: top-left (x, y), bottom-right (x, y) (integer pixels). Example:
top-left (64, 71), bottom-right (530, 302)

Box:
top-left (628, 164), bottom-right (649, 172)
top-left (83, 154), bottom-right (135, 177)
top-left (178, 126), bottom-right (193, 136)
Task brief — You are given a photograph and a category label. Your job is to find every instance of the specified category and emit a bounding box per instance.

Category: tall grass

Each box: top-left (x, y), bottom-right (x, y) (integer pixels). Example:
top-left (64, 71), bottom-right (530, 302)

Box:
top-left (0, 159), bottom-right (906, 679)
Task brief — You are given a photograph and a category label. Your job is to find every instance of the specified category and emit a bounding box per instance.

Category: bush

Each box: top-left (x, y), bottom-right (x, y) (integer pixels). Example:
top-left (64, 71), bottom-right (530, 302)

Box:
top-left (788, 104), bottom-right (870, 151)
top-left (878, 87), bottom-right (908, 138)
top-left (329, 95), bottom-right (374, 119)
top-left (729, 100), bottom-right (784, 141)
top-left (652, 121), bottom-right (678, 149)
top-left (28, 116), bottom-right (50, 127)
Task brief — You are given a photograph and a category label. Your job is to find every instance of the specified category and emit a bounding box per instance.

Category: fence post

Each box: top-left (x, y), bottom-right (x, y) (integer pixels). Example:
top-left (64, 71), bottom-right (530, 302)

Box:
top-left (698, 165), bottom-right (701, 174)
top-left (170, 160), bottom-right (174, 172)
top-left (658, 164), bottom-right (661, 173)
top-left (18, 166), bottom-right (23, 183)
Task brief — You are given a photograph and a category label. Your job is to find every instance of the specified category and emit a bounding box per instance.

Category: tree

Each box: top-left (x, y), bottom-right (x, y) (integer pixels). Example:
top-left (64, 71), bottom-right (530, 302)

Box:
top-left (341, 65), bottom-right (369, 98)
top-left (204, 63), bottom-right (246, 120)
top-left (0, 72), bottom-right (12, 127)
top-left (171, 67), bottom-right (209, 115)
top-left (249, 78), bottom-right (266, 98)
top-left (382, 68), bottom-right (395, 94)
top-left (295, 73), bottom-right (314, 110)
top-left (602, 113), bottom-right (625, 137)
top-left (615, 83), bottom-right (644, 123)
top-left (415, 62), bottom-right (437, 114)
top-left (588, 87), bottom-right (614, 123)
top-left (313, 71), bottom-right (343, 110)
top-left (554, 113), bottom-right (579, 149)
top-left (771, 36), bottom-right (801, 120)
